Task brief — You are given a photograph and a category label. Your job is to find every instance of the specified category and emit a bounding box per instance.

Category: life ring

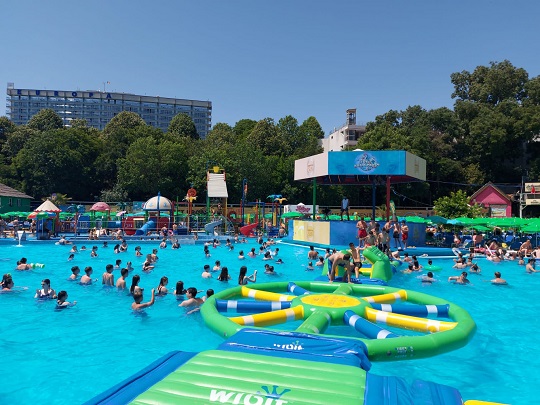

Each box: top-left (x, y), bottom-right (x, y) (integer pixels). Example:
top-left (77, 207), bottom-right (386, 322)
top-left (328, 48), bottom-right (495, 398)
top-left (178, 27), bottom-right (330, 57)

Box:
top-left (187, 188), bottom-right (197, 198)
top-left (200, 281), bottom-right (476, 362)
top-left (424, 265), bottom-right (443, 272)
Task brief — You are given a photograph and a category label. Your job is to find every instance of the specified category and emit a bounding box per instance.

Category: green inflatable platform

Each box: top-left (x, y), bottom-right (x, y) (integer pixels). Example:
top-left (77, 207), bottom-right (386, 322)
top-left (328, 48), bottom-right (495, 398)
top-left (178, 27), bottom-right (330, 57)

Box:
top-left (132, 349), bottom-right (366, 405)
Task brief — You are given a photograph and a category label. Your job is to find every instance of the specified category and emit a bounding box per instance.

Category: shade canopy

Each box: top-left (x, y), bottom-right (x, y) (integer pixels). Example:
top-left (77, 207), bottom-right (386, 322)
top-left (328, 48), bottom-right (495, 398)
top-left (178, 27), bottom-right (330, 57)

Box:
top-left (143, 195), bottom-right (173, 211)
top-left (34, 200), bottom-right (61, 212)
top-left (91, 202), bottom-right (111, 211)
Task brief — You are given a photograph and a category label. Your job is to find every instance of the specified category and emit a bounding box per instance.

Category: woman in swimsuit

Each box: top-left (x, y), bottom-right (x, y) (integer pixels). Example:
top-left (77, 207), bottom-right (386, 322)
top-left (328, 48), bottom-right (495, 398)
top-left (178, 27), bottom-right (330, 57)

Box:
top-left (35, 279), bottom-right (57, 299)
top-left (156, 276), bottom-right (169, 296)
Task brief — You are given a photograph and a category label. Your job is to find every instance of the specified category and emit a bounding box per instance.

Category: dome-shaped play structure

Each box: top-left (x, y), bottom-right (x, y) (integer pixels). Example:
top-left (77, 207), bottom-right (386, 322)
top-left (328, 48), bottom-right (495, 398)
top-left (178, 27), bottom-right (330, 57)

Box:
top-left (143, 193), bottom-right (173, 211)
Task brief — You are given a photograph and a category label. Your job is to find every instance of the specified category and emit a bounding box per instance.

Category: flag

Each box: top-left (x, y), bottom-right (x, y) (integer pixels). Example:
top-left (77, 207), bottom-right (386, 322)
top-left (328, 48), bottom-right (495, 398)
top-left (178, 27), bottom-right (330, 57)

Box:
top-left (532, 185), bottom-right (536, 194)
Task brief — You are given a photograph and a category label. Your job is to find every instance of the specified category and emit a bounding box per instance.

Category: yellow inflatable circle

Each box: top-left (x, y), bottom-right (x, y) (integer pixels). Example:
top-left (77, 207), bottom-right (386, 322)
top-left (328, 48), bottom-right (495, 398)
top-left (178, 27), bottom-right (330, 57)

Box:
top-left (300, 293), bottom-right (360, 308)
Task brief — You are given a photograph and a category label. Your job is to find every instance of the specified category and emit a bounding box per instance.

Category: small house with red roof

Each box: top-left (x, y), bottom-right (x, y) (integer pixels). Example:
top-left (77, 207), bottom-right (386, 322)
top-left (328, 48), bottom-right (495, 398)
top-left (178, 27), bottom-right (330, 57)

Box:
top-left (469, 182), bottom-right (512, 217)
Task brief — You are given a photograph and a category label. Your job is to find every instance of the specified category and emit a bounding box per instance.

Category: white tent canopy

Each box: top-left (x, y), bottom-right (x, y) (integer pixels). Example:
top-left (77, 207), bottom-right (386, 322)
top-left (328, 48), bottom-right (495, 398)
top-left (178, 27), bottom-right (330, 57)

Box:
top-left (34, 200), bottom-right (61, 212)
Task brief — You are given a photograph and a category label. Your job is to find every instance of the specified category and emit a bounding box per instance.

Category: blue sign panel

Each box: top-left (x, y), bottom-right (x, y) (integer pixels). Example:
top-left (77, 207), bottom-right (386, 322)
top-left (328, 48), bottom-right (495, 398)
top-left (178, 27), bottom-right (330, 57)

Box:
top-left (328, 151), bottom-right (406, 176)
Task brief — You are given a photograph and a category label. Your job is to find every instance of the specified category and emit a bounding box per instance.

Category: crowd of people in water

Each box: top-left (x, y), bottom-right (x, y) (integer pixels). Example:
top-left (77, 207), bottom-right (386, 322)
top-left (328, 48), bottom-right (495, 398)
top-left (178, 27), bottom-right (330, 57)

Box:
top-left (1, 233), bottom-right (283, 314)
top-left (4, 221), bottom-right (539, 313)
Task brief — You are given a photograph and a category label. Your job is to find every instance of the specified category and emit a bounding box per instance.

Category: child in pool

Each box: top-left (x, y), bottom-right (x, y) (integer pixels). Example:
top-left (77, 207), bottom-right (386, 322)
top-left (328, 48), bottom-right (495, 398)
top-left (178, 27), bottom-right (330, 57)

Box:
top-left (102, 264), bottom-right (114, 286)
top-left (69, 266), bottom-right (80, 280)
top-left (132, 289), bottom-right (155, 310)
top-left (116, 268), bottom-right (129, 290)
top-left (56, 291), bottom-right (77, 308)
top-left (80, 267), bottom-right (96, 285)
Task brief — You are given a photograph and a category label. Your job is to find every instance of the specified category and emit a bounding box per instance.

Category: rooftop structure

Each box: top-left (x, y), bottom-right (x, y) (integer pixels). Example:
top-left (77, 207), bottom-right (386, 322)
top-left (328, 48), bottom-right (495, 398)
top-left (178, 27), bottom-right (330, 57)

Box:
top-left (321, 108), bottom-right (366, 152)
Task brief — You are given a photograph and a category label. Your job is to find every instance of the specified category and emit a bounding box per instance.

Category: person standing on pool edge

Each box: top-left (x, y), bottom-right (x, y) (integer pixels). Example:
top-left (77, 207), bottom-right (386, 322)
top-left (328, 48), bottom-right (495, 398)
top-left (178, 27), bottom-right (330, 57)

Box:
top-left (401, 220), bottom-right (409, 249)
top-left (340, 196), bottom-right (350, 221)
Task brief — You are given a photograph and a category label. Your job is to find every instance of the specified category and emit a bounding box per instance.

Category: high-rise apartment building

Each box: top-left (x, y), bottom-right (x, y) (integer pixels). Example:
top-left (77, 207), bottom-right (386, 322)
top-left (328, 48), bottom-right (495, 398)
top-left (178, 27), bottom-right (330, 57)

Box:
top-left (6, 83), bottom-right (212, 137)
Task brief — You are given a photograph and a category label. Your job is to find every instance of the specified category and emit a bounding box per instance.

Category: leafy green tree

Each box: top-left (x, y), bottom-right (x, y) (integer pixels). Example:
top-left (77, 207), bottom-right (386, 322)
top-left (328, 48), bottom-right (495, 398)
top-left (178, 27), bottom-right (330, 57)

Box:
top-left (168, 113), bottom-right (199, 140)
top-left (233, 119), bottom-right (257, 139)
top-left (13, 127), bottom-right (102, 199)
top-left (0, 116), bottom-right (16, 143)
top-left (117, 137), bottom-right (190, 199)
top-left (246, 118), bottom-right (288, 156)
top-left (103, 111), bottom-right (146, 135)
top-left (451, 60), bottom-right (528, 105)
top-left (70, 118), bottom-right (89, 128)
top-left (1, 126), bottom-right (39, 163)
top-left (97, 118), bottom-right (162, 190)
top-left (299, 116), bottom-right (325, 139)
top-left (433, 190), bottom-right (482, 218)
top-left (27, 109), bottom-right (64, 131)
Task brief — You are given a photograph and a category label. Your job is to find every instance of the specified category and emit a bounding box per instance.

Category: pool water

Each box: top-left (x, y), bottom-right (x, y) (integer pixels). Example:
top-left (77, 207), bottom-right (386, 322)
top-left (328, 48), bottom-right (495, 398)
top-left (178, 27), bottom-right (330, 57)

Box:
top-left (0, 241), bottom-right (536, 404)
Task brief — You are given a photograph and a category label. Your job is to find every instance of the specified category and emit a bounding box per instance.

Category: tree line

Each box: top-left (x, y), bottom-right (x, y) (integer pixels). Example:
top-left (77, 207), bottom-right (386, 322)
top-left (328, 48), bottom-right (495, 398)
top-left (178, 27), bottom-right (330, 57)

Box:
top-left (1, 60), bottom-right (539, 210)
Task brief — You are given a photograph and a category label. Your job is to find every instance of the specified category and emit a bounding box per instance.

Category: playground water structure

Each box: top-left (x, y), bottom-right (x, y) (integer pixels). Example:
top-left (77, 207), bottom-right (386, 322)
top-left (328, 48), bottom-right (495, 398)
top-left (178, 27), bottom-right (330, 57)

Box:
top-left (1, 239), bottom-right (534, 403)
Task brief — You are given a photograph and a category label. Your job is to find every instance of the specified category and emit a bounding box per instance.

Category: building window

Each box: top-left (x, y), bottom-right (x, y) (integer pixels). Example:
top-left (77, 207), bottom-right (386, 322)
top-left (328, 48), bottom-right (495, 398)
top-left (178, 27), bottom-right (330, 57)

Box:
top-left (9, 198), bottom-right (13, 207)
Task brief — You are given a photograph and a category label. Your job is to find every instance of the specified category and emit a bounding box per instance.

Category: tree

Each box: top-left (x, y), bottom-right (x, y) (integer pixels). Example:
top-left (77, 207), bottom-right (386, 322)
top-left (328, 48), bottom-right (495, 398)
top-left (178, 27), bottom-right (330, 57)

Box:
top-left (168, 113), bottom-right (199, 140)
top-left (13, 127), bottom-right (102, 199)
top-left (433, 190), bottom-right (482, 218)
top-left (1, 126), bottom-right (39, 163)
top-left (233, 119), bottom-right (257, 139)
top-left (451, 60), bottom-right (528, 105)
top-left (27, 109), bottom-right (63, 132)
top-left (0, 116), bottom-right (16, 143)
top-left (246, 118), bottom-right (287, 156)
top-left (299, 116), bottom-right (324, 139)
top-left (97, 119), bottom-right (162, 190)
top-left (103, 111), bottom-right (146, 135)
top-left (117, 137), bottom-right (190, 199)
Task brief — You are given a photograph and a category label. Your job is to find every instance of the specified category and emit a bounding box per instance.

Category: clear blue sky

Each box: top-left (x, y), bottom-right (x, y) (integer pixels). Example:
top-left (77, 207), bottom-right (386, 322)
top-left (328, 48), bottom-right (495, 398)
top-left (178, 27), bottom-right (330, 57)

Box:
top-left (2, 1), bottom-right (540, 135)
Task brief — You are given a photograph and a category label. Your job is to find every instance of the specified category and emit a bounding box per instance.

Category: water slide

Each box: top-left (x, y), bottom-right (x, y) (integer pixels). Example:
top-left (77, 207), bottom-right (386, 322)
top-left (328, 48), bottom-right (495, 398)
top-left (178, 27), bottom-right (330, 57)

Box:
top-left (239, 222), bottom-right (258, 236)
top-left (134, 220), bottom-right (155, 236)
top-left (204, 219), bottom-right (222, 235)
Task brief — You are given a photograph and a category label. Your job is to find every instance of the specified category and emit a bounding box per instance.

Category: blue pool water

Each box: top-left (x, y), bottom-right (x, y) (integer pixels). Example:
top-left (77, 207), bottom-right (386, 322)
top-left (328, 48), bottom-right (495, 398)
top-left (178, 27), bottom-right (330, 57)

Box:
top-left (0, 240), bottom-right (536, 404)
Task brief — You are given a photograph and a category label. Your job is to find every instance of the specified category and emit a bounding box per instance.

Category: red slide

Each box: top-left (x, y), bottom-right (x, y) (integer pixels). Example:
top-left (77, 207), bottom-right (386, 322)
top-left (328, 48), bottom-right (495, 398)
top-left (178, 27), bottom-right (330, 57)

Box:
top-left (239, 223), bottom-right (258, 236)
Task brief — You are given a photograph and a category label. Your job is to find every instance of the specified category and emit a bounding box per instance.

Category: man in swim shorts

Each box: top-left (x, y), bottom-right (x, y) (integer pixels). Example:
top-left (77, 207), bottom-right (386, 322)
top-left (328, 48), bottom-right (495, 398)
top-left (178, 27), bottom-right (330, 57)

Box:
top-left (401, 221), bottom-right (409, 249)
top-left (348, 242), bottom-right (362, 279)
top-left (327, 251), bottom-right (351, 282)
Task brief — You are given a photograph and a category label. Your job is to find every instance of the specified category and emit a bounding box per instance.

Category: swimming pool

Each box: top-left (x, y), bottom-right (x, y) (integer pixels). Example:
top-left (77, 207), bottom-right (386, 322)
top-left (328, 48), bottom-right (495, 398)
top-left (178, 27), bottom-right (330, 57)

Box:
top-left (0, 241), bottom-right (535, 404)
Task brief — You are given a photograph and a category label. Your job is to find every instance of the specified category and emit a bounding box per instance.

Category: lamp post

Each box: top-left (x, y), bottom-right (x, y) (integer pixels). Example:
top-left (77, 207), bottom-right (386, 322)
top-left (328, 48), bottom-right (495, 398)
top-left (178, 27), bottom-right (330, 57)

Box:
top-left (205, 160), bottom-right (218, 222)
top-left (241, 178), bottom-right (247, 226)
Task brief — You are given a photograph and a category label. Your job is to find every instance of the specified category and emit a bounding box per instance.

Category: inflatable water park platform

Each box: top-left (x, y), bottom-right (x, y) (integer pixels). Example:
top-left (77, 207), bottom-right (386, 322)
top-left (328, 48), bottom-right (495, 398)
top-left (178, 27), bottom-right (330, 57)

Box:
top-left (86, 274), bottom-right (504, 405)
top-left (86, 329), bottom-right (484, 405)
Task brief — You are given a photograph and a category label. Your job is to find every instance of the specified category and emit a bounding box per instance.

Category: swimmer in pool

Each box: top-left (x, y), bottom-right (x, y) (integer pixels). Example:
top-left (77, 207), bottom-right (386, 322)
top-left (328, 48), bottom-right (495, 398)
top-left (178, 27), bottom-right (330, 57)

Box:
top-left (35, 279), bottom-right (57, 299)
top-left (116, 268), bottom-right (129, 290)
top-left (525, 259), bottom-right (538, 273)
top-left (69, 266), bottom-right (81, 280)
top-left (16, 257), bottom-right (32, 271)
top-left (80, 266), bottom-right (96, 285)
top-left (56, 291), bottom-right (76, 308)
top-left (491, 271), bottom-right (507, 285)
top-left (448, 272), bottom-right (470, 284)
top-left (179, 287), bottom-right (204, 309)
top-left (132, 288), bottom-right (155, 311)
top-left (421, 271), bottom-right (436, 283)
top-left (102, 264), bottom-right (114, 286)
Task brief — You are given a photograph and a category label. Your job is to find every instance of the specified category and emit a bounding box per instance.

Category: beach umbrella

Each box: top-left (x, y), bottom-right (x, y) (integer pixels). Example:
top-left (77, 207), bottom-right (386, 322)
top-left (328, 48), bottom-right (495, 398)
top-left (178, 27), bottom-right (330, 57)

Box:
top-left (426, 215), bottom-right (448, 225)
top-left (401, 216), bottom-right (427, 224)
top-left (34, 200), bottom-right (62, 213)
top-left (90, 202), bottom-right (111, 211)
top-left (471, 225), bottom-right (491, 232)
top-left (28, 211), bottom-right (52, 220)
top-left (281, 212), bottom-right (304, 218)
